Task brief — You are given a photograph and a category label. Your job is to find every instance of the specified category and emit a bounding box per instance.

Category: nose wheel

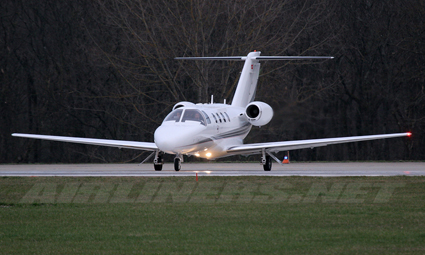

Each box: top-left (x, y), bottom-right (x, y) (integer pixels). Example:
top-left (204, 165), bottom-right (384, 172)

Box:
top-left (174, 157), bottom-right (182, 171)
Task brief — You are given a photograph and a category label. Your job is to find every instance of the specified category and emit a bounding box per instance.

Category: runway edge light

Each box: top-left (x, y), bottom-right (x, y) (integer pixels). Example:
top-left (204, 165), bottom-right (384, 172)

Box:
top-left (282, 152), bottom-right (290, 164)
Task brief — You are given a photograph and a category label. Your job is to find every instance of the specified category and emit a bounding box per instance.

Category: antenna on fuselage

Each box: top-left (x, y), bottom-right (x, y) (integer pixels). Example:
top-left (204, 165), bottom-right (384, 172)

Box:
top-left (211, 95), bottom-right (214, 104)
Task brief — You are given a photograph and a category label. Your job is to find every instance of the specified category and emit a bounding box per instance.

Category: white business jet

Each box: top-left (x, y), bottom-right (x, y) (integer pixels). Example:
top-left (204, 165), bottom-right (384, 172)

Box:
top-left (12, 51), bottom-right (411, 171)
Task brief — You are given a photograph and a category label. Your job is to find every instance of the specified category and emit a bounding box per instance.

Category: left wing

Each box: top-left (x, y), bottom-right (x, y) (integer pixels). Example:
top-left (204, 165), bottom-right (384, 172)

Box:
top-left (12, 133), bottom-right (158, 151)
top-left (226, 132), bottom-right (411, 155)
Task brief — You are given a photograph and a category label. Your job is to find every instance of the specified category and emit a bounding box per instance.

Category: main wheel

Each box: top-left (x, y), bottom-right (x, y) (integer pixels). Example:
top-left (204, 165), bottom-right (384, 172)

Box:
top-left (154, 155), bottom-right (163, 171)
top-left (263, 155), bottom-right (272, 171)
top-left (174, 158), bottom-right (181, 171)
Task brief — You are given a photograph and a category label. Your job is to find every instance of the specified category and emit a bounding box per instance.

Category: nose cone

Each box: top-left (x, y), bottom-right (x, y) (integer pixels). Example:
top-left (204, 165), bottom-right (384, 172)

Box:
top-left (154, 126), bottom-right (175, 153)
top-left (154, 123), bottom-right (205, 154)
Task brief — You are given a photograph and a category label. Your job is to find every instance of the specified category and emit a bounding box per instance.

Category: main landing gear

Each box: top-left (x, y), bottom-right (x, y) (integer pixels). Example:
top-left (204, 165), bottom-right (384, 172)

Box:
top-left (262, 155), bottom-right (272, 171)
top-left (153, 151), bottom-right (163, 171)
top-left (154, 161), bottom-right (163, 171)
top-left (261, 150), bottom-right (289, 171)
top-left (261, 149), bottom-right (274, 171)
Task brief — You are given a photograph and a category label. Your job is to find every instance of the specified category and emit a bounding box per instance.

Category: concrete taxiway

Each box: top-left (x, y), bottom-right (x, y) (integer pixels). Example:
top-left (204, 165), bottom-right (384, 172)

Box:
top-left (0, 162), bottom-right (424, 177)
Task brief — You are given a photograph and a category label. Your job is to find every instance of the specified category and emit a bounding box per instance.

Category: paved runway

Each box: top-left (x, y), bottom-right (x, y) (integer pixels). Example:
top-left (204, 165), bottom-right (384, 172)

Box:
top-left (0, 162), bottom-right (424, 177)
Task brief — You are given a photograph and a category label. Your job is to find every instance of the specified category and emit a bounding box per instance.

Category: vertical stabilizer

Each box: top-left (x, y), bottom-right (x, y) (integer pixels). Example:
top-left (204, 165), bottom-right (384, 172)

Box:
top-left (231, 51), bottom-right (261, 107)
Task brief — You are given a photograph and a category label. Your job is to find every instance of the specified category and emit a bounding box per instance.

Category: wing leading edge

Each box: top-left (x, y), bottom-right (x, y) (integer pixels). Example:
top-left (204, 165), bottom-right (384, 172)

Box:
top-left (12, 133), bottom-right (158, 151)
top-left (226, 132), bottom-right (411, 155)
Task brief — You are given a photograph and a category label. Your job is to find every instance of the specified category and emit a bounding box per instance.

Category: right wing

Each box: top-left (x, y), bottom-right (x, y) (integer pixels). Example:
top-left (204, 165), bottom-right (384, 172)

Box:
top-left (226, 132), bottom-right (411, 156)
top-left (12, 133), bottom-right (158, 151)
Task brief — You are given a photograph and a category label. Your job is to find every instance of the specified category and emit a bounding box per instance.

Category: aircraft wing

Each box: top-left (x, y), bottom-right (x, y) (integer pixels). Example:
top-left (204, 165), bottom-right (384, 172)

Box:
top-left (226, 132), bottom-right (411, 155)
top-left (12, 133), bottom-right (158, 151)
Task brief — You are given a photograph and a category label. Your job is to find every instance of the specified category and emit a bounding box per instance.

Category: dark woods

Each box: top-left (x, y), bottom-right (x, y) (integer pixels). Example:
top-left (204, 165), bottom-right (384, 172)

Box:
top-left (1, 0), bottom-right (424, 163)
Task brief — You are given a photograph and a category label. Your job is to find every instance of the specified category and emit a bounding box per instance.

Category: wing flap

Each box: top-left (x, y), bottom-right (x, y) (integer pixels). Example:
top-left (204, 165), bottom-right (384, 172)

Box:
top-left (226, 133), bottom-right (411, 155)
top-left (12, 133), bottom-right (158, 151)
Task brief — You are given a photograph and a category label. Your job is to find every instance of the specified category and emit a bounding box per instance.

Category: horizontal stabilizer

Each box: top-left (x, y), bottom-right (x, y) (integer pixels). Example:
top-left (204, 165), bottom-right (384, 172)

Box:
top-left (176, 52), bottom-right (334, 108)
top-left (175, 56), bottom-right (333, 61)
top-left (176, 51), bottom-right (335, 108)
top-left (255, 56), bottom-right (334, 60)
top-left (175, 57), bottom-right (245, 60)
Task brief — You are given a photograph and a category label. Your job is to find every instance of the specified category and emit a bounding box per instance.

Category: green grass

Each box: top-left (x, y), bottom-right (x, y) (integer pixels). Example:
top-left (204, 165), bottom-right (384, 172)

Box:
top-left (1, 176), bottom-right (425, 254)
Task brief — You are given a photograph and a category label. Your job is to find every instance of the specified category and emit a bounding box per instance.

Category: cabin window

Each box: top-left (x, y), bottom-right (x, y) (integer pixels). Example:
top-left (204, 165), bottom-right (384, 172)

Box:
top-left (224, 112), bottom-right (231, 122)
top-left (216, 113), bottom-right (222, 123)
top-left (211, 113), bottom-right (218, 123)
top-left (164, 109), bottom-right (183, 122)
top-left (220, 112), bottom-right (226, 122)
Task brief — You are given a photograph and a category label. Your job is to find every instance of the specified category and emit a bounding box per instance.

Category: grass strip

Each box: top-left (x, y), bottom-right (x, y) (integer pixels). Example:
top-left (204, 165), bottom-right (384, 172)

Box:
top-left (1, 176), bottom-right (424, 254)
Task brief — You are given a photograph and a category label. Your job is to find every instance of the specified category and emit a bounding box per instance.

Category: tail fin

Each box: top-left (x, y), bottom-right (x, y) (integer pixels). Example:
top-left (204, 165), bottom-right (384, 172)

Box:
top-left (175, 52), bottom-right (333, 107)
top-left (232, 51), bottom-right (261, 107)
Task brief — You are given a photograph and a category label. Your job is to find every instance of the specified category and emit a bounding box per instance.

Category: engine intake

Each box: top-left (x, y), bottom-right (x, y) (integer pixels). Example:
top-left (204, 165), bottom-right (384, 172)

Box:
top-left (245, 101), bottom-right (273, 126)
top-left (172, 101), bottom-right (195, 111)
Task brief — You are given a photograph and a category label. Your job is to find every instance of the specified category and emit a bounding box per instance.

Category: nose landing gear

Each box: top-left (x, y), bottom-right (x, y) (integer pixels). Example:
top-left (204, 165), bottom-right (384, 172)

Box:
top-left (174, 154), bottom-right (183, 171)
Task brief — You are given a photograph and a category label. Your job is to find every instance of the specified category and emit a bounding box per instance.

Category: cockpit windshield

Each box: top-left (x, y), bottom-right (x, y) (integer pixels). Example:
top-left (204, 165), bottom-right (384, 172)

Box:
top-left (181, 109), bottom-right (206, 125)
top-left (163, 109), bottom-right (207, 126)
top-left (164, 109), bottom-right (183, 122)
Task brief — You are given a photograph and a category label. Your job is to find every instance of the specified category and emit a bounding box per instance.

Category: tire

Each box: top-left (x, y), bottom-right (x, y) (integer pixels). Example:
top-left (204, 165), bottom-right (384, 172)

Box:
top-left (154, 155), bottom-right (163, 171)
top-left (174, 158), bottom-right (181, 171)
top-left (263, 155), bottom-right (272, 171)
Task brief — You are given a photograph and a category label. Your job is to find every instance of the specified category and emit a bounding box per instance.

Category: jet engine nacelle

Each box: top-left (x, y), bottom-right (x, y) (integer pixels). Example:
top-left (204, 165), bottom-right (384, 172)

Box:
top-left (245, 101), bottom-right (274, 127)
top-left (172, 101), bottom-right (195, 111)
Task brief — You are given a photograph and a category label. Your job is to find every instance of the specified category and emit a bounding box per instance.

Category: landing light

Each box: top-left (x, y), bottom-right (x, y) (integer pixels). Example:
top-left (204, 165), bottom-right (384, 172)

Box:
top-left (206, 152), bottom-right (212, 157)
top-left (195, 153), bottom-right (200, 157)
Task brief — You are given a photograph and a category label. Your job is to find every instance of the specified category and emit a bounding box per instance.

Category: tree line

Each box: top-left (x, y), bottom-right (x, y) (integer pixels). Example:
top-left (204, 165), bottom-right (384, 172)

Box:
top-left (1, 0), bottom-right (424, 163)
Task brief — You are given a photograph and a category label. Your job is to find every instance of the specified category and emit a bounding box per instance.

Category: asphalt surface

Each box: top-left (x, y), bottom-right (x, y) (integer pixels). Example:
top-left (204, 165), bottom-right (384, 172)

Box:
top-left (0, 162), bottom-right (424, 177)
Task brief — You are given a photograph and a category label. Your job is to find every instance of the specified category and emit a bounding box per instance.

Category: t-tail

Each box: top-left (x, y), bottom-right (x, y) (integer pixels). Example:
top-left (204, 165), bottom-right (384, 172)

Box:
top-left (175, 51), bottom-right (333, 107)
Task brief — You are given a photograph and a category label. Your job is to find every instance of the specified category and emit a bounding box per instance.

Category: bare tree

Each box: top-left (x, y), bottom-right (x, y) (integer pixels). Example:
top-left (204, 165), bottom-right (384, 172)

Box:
top-left (2, 0), bottom-right (423, 163)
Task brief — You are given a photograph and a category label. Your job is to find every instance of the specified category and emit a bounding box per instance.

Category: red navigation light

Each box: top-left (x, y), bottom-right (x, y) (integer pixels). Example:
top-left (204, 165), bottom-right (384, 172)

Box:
top-left (407, 132), bottom-right (412, 137)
